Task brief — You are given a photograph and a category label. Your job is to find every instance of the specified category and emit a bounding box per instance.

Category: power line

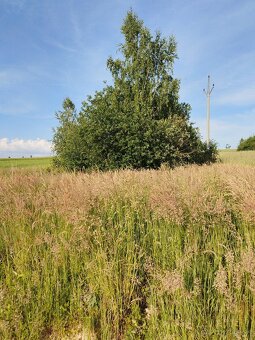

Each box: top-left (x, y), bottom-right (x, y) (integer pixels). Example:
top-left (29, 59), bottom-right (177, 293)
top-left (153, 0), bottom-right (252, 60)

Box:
top-left (203, 75), bottom-right (214, 147)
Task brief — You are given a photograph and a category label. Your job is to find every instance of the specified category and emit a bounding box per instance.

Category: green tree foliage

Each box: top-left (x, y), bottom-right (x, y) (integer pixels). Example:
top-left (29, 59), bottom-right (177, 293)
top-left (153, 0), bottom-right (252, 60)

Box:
top-left (52, 98), bottom-right (89, 170)
top-left (53, 11), bottom-right (217, 170)
top-left (237, 135), bottom-right (255, 151)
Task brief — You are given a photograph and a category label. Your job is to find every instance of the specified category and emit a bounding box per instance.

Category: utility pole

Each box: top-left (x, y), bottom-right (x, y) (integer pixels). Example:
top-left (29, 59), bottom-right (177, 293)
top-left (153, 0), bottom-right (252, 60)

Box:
top-left (203, 75), bottom-right (214, 146)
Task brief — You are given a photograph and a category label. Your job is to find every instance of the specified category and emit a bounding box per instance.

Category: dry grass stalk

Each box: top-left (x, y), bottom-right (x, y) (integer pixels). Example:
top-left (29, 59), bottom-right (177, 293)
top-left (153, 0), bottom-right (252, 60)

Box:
top-left (158, 270), bottom-right (184, 295)
top-left (214, 264), bottom-right (228, 296)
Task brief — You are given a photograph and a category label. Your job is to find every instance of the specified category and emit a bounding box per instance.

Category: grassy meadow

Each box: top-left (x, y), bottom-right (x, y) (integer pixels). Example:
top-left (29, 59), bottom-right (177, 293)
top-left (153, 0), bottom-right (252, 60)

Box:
top-left (0, 157), bottom-right (52, 169)
top-left (0, 152), bottom-right (255, 338)
top-left (219, 149), bottom-right (255, 166)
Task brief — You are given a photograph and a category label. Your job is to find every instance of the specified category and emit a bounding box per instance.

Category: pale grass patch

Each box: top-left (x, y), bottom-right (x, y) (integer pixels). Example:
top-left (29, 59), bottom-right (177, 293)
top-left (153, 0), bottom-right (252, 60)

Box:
top-left (1, 163), bottom-right (255, 224)
top-left (145, 304), bottom-right (158, 320)
top-left (214, 264), bottom-right (228, 296)
top-left (241, 247), bottom-right (255, 275)
top-left (159, 270), bottom-right (184, 294)
top-left (192, 278), bottom-right (201, 297)
top-left (49, 325), bottom-right (96, 340)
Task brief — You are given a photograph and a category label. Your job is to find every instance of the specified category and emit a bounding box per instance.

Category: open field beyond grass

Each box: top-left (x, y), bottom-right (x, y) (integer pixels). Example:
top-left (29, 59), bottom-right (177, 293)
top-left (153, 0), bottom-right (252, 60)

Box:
top-left (1, 163), bottom-right (255, 338)
top-left (0, 150), bottom-right (254, 172)
top-left (219, 149), bottom-right (255, 166)
top-left (0, 157), bottom-right (52, 169)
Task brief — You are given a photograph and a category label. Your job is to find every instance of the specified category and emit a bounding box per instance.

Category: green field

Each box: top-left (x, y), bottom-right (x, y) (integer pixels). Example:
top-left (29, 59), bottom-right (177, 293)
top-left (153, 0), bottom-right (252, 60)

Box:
top-left (0, 157), bottom-right (52, 169)
top-left (0, 151), bottom-right (254, 171)
top-left (219, 149), bottom-right (255, 165)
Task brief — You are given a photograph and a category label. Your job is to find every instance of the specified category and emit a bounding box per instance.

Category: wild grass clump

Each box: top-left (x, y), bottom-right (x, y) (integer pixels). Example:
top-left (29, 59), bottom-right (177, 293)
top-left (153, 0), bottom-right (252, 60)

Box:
top-left (0, 164), bottom-right (255, 338)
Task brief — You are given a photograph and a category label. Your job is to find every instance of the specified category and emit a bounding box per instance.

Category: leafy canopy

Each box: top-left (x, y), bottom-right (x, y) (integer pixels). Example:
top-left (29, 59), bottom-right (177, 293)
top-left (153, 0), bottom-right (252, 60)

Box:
top-left (53, 11), bottom-right (217, 170)
top-left (237, 135), bottom-right (255, 151)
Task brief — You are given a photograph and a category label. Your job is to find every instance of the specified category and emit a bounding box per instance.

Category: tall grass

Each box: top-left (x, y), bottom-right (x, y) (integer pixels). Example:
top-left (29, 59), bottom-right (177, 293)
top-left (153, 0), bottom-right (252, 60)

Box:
top-left (0, 164), bottom-right (255, 338)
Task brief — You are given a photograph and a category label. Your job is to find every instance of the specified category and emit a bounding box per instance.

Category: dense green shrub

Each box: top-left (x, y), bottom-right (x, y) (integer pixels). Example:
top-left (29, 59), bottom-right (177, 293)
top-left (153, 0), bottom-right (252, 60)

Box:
top-left (237, 135), bottom-right (255, 151)
top-left (53, 11), bottom-right (217, 170)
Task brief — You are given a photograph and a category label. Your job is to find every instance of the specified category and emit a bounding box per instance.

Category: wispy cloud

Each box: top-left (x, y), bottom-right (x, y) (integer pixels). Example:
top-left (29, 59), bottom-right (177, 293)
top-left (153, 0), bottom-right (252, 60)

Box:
top-left (43, 39), bottom-right (77, 53)
top-left (69, 3), bottom-right (83, 48)
top-left (235, 108), bottom-right (255, 120)
top-left (2, 0), bottom-right (26, 8)
top-left (195, 108), bottom-right (255, 148)
top-left (0, 138), bottom-right (52, 157)
top-left (0, 68), bottom-right (28, 87)
top-left (217, 86), bottom-right (255, 105)
top-left (0, 97), bottom-right (36, 116)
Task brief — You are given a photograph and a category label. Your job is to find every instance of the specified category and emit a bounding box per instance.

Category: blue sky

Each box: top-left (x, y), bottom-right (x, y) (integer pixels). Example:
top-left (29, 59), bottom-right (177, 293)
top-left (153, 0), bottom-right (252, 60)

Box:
top-left (0, 0), bottom-right (255, 156)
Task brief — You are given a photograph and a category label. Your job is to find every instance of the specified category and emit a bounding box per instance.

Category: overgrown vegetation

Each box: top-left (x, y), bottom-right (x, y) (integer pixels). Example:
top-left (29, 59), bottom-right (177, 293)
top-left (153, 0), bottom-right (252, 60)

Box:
top-left (53, 11), bottom-right (217, 171)
top-left (1, 164), bottom-right (255, 338)
top-left (237, 135), bottom-right (255, 151)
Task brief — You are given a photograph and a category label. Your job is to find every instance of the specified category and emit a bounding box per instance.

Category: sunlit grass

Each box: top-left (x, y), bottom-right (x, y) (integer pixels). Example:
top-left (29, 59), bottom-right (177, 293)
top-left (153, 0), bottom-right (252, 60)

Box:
top-left (0, 165), bottom-right (255, 338)
top-left (0, 157), bottom-right (53, 169)
top-left (219, 149), bottom-right (255, 165)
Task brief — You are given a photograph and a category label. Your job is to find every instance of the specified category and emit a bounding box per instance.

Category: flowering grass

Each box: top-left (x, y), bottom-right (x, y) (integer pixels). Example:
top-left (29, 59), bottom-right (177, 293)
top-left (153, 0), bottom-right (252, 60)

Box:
top-left (0, 164), bottom-right (255, 338)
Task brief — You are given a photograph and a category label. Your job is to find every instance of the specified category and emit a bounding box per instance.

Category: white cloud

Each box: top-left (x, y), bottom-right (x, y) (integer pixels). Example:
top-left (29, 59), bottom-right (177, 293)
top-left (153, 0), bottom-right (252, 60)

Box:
top-left (0, 138), bottom-right (52, 157)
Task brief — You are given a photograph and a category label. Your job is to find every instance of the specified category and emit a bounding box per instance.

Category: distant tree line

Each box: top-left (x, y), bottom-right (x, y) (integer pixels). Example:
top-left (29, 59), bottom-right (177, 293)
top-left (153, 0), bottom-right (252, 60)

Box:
top-left (53, 11), bottom-right (217, 171)
top-left (237, 135), bottom-right (255, 151)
